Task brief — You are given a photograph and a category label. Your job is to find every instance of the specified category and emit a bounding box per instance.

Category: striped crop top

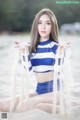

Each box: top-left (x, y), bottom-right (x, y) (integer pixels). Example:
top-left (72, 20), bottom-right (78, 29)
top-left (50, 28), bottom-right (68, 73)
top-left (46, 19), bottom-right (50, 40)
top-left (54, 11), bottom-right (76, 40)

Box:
top-left (22, 39), bottom-right (64, 73)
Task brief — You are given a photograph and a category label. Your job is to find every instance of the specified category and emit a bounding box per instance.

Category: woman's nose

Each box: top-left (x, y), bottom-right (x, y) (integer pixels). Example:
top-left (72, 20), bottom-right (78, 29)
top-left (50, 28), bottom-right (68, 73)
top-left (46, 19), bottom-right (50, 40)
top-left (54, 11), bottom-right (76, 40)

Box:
top-left (42, 23), bottom-right (46, 29)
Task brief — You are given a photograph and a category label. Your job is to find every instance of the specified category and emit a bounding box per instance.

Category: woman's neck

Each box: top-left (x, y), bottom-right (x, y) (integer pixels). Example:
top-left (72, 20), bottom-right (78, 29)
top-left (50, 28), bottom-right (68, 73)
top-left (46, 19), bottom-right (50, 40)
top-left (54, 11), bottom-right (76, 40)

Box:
top-left (40, 37), bottom-right (49, 42)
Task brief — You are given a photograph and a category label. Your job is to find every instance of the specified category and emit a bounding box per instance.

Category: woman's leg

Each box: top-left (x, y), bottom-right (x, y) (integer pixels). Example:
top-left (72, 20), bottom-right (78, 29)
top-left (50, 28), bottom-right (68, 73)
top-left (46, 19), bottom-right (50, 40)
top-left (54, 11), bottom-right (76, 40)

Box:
top-left (0, 96), bottom-right (21, 112)
top-left (0, 101), bottom-right (10, 112)
top-left (35, 103), bottom-right (60, 114)
top-left (29, 91), bottom-right (38, 98)
top-left (0, 91), bottom-right (38, 112)
top-left (0, 92), bottom-right (58, 113)
top-left (35, 103), bottom-right (53, 113)
top-left (16, 92), bottom-right (53, 112)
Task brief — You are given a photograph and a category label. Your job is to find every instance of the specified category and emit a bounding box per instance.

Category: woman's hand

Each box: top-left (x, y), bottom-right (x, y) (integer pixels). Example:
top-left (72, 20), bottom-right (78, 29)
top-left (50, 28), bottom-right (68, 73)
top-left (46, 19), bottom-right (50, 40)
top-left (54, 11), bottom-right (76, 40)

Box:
top-left (59, 41), bottom-right (71, 49)
top-left (14, 41), bottom-right (21, 48)
top-left (57, 41), bottom-right (71, 56)
top-left (64, 41), bottom-right (71, 49)
top-left (14, 41), bottom-right (30, 54)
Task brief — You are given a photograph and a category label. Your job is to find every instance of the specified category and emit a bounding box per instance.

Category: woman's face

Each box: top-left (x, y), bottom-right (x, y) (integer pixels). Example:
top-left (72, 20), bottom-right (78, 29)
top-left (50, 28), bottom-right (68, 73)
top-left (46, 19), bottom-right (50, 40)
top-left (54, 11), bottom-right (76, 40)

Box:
top-left (38, 14), bottom-right (52, 41)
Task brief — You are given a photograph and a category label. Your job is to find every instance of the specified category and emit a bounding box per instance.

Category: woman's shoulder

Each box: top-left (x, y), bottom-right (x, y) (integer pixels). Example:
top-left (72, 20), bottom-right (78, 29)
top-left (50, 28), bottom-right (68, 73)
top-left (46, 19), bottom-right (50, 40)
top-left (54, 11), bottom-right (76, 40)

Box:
top-left (49, 41), bottom-right (58, 54)
top-left (50, 40), bottom-right (59, 47)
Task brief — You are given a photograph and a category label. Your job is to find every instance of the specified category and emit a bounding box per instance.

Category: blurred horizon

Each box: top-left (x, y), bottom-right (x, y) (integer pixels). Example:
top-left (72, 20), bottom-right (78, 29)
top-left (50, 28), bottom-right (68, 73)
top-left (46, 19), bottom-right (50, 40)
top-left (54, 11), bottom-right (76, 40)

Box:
top-left (0, 0), bottom-right (80, 33)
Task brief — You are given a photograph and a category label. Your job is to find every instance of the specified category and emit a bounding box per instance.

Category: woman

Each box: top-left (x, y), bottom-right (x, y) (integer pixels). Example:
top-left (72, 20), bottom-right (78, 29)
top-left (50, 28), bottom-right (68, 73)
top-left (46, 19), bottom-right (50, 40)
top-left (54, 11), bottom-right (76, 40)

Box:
top-left (0, 8), bottom-right (66, 113)
top-left (15, 8), bottom-right (65, 113)
top-left (21, 8), bottom-right (64, 96)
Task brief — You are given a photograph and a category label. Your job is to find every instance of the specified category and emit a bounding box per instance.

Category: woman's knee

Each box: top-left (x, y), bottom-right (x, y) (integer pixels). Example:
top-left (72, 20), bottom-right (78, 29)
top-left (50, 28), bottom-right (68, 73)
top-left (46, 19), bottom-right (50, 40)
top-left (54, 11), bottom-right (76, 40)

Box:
top-left (0, 102), bottom-right (10, 112)
top-left (35, 103), bottom-right (44, 110)
top-left (35, 103), bottom-right (53, 113)
top-left (29, 92), bottom-right (38, 98)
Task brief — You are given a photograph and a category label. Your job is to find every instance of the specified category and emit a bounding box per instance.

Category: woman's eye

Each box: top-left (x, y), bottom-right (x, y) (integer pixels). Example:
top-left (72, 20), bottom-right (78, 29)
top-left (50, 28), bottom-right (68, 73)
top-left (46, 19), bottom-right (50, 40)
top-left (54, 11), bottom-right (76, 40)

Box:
top-left (46, 23), bottom-right (51, 25)
top-left (38, 22), bottom-right (42, 24)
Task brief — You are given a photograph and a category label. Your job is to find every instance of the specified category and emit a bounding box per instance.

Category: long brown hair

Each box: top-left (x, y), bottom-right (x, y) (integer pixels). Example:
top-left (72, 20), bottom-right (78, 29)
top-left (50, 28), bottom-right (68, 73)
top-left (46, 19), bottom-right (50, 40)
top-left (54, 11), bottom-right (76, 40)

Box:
top-left (30, 8), bottom-right (59, 54)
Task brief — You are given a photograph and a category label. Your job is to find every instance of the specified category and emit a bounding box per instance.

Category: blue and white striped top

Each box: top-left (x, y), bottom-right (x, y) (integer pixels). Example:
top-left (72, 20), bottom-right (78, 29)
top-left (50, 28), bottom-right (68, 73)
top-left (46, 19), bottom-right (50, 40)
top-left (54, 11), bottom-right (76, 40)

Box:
top-left (22, 39), bottom-right (64, 73)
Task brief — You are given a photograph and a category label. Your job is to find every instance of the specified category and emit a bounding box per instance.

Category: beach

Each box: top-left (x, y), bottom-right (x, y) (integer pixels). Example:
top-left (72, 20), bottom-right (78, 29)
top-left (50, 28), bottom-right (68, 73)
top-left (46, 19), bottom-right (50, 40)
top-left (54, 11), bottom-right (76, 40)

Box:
top-left (0, 34), bottom-right (80, 119)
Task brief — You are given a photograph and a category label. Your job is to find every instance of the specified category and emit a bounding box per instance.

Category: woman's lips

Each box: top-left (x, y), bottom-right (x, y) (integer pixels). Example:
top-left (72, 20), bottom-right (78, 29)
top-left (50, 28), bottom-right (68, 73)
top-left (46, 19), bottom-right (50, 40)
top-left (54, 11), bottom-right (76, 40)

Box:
top-left (40, 31), bottom-right (46, 34)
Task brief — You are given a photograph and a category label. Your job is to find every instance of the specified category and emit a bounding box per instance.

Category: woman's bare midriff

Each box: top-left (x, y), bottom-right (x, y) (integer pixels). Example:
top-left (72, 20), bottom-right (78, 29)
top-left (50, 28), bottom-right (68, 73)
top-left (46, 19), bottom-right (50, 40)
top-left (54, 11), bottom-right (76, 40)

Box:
top-left (35, 71), bottom-right (54, 83)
